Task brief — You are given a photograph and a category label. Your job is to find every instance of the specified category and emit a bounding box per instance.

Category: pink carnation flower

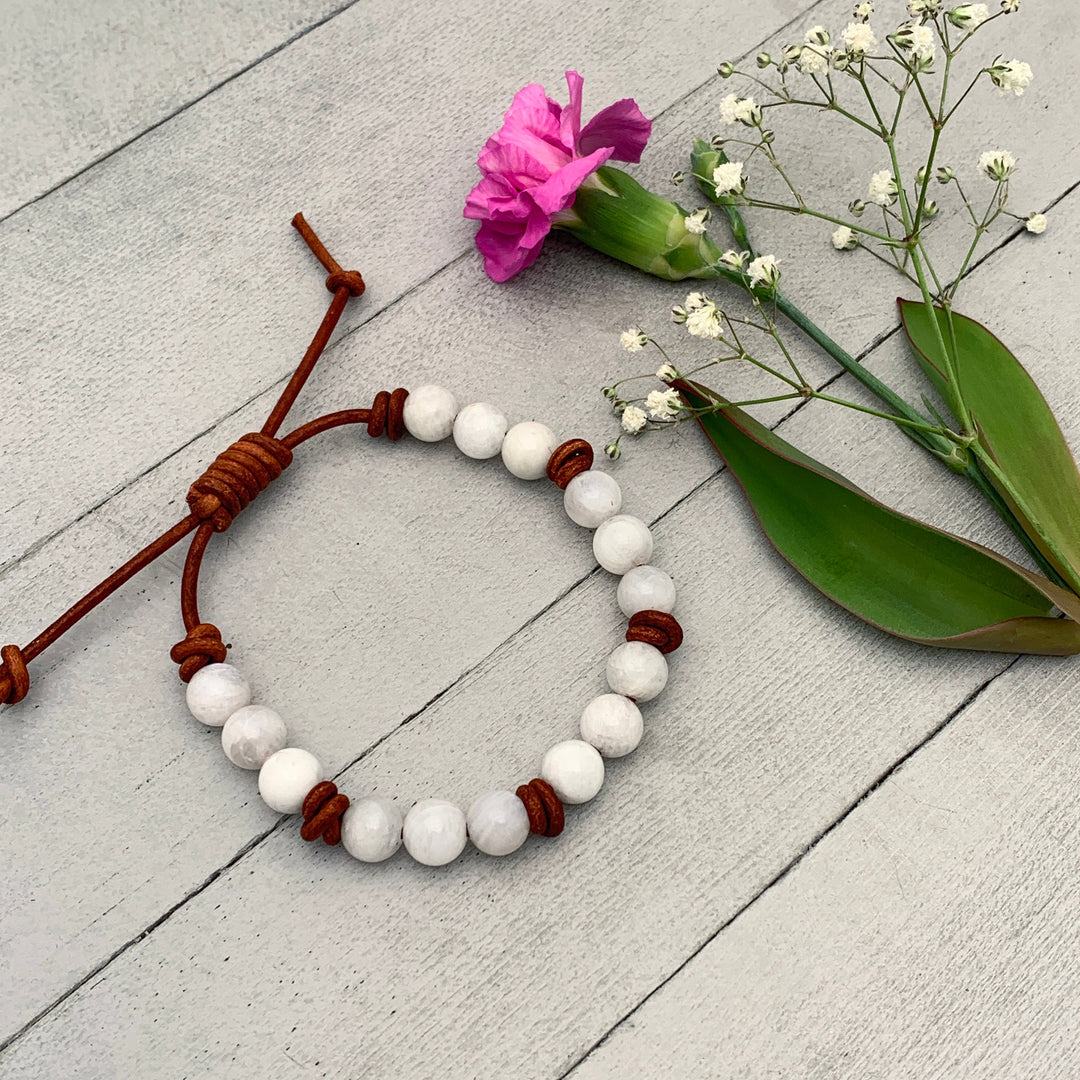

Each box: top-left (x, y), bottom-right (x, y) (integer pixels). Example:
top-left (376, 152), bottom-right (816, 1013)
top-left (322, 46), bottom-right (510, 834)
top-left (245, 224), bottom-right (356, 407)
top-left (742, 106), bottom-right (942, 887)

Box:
top-left (464, 71), bottom-right (652, 282)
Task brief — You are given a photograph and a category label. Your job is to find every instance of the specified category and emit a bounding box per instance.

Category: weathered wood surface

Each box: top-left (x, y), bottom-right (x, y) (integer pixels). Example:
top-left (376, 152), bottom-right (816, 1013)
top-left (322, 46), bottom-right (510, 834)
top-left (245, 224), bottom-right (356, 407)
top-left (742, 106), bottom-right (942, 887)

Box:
top-left (2, 0), bottom-right (1077, 1076)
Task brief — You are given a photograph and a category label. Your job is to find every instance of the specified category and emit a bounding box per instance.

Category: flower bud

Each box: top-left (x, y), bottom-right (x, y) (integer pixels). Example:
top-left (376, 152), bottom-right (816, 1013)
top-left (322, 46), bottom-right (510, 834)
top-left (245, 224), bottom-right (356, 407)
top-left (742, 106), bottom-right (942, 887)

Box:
top-left (947, 4), bottom-right (991, 29)
top-left (922, 199), bottom-right (940, 218)
top-left (805, 25), bottom-right (830, 46)
top-left (603, 441), bottom-right (622, 460)
top-left (756, 52), bottom-right (772, 68)
top-left (783, 44), bottom-right (804, 63)
top-left (849, 198), bottom-right (867, 217)
top-left (935, 165), bottom-right (954, 183)
top-left (717, 61), bottom-right (735, 78)
top-left (709, 135), bottom-right (726, 151)
top-left (915, 166), bottom-right (928, 185)
top-left (760, 129), bottom-right (775, 144)
top-left (1001, 0), bottom-right (1019, 11)
top-left (832, 51), bottom-right (852, 71)
top-left (670, 305), bottom-right (688, 324)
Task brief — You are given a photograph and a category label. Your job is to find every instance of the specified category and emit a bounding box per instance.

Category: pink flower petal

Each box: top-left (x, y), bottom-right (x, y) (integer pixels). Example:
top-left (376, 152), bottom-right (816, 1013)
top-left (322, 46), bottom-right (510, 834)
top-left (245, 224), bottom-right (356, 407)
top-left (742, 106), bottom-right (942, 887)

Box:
top-left (474, 218), bottom-right (547, 282)
top-left (530, 147), bottom-right (612, 215)
top-left (559, 70), bottom-right (585, 152)
top-left (578, 98), bottom-right (652, 163)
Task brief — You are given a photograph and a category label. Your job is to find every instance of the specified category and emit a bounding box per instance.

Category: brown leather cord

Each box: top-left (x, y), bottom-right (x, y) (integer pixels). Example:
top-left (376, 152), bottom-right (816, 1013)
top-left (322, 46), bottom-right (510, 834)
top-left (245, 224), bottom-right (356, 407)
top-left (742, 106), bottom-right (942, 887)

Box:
top-left (626, 610), bottom-right (684, 654)
top-left (546, 439), bottom-right (594, 489)
top-left (300, 780), bottom-right (350, 845)
top-left (515, 778), bottom-right (565, 837)
top-left (0, 214), bottom-right (391, 706)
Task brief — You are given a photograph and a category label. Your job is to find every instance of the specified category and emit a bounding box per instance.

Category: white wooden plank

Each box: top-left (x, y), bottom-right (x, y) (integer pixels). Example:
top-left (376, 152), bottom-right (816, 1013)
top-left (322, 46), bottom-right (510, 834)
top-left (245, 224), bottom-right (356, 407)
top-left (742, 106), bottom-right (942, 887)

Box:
top-left (566, 658), bottom-right (1080, 1080)
top-left (0, 0), bottom-right (811, 569)
top-left (0, 0), bottom-right (350, 218)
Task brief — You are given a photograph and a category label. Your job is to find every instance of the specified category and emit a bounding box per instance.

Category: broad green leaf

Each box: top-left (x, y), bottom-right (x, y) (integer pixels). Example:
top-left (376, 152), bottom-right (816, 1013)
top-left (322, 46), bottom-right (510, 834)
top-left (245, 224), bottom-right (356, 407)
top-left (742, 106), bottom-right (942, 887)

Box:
top-left (675, 379), bottom-right (1080, 654)
top-left (900, 301), bottom-right (1080, 593)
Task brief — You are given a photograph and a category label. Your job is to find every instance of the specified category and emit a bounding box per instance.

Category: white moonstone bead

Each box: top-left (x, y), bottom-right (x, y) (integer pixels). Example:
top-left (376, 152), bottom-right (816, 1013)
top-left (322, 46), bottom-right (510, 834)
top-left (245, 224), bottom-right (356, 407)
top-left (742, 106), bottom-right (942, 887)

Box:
top-left (606, 641), bottom-right (669, 702)
top-left (617, 564), bottom-right (677, 617)
top-left (403, 384), bottom-right (458, 442)
top-left (563, 470), bottom-right (622, 528)
top-left (467, 790), bottom-right (530, 856)
top-left (258, 747), bottom-right (323, 814)
top-left (501, 421), bottom-right (558, 480)
top-left (341, 796), bottom-right (403, 863)
top-left (403, 799), bottom-right (468, 866)
top-left (186, 662), bottom-right (251, 727)
top-left (593, 514), bottom-right (653, 575)
top-left (541, 739), bottom-right (605, 804)
top-left (453, 402), bottom-right (508, 459)
top-left (220, 704), bottom-right (287, 770)
top-left (580, 694), bottom-right (644, 758)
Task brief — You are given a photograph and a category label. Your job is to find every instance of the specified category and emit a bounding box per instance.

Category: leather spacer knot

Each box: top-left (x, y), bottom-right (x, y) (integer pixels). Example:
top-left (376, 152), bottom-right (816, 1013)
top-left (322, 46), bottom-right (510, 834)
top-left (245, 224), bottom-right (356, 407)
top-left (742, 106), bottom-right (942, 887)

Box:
top-left (367, 387), bottom-right (409, 440)
top-left (546, 439), bottom-right (594, 489)
top-left (515, 778), bottom-right (565, 837)
top-left (0, 645), bottom-right (30, 705)
top-left (170, 623), bottom-right (228, 682)
top-left (300, 781), bottom-right (350, 845)
top-left (626, 610), bottom-right (684, 654)
top-left (325, 269), bottom-right (365, 297)
top-left (187, 432), bottom-right (293, 532)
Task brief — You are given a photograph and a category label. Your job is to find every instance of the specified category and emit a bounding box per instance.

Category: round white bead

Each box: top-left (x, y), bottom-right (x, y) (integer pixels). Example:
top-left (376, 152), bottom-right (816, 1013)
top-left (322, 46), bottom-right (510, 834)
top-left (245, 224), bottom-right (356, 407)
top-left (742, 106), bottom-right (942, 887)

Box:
top-left (453, 402), bottom-right (508, 459)
top-left (563, 470), bottom-right (622, 528)
top-left (403, 384), bottom-right (458, 442)
top-left (580, 694), bottom-right (644, 758)
top-left (403, 799), bottom-right (467, 866)
top-left (257, 747), bottom-right (323, 814)
top-left (467, 790), bottom-right (530, 856)
top-left (592, 514), bottom-right (653, 575)
top-left (541, 739), bottom-right (605, 804)
top-left (617, 564), bottom-right (677, 617)
top-left (606, 641), bottom-right (669, 702)
top-left (220, 704), bottom-right (287, 770)
top-left (185, 663), bottom-right (251, 727)
top-left (341, 796), bottom-right (403, 863)
top-left (501, 421), bottom-right (558, 480)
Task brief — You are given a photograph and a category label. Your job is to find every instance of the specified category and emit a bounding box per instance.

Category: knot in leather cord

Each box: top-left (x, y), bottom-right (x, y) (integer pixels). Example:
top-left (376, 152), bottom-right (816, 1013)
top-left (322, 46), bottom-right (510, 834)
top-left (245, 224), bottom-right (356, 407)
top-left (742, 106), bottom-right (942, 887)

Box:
top-left (626, 609), bottom-right (684, 654)
top-left (546, 440), bottom-right (594, 489)
top-left (367, 387), bottom-right (409, 439)
top-left (0, 645), bottom-right (30, 705)
top-left (170, 623), bottom-right (228, 682)
top-left (325, 270), bottom-right (365, 297)
top-left (300, 781), bottom-right (350, 845)
top-left (187, 432), bottom-right (293, 532)
top-left (516, 778), bottom-right (565, 837)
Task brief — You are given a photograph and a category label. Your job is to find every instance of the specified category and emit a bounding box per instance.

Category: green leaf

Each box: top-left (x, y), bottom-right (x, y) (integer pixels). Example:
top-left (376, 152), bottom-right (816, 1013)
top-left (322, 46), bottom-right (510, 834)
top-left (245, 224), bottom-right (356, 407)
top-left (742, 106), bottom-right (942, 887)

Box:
top-left (900, 300), bottom-right (1080, 594)
top-left (675, 378), bottom-right (1080, 654)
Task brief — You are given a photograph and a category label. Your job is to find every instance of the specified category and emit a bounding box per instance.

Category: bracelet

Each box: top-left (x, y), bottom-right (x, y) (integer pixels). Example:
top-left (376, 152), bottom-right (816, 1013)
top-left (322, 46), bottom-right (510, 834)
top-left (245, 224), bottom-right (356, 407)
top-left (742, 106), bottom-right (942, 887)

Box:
top-left (0, 214), bottom-right (683, 869)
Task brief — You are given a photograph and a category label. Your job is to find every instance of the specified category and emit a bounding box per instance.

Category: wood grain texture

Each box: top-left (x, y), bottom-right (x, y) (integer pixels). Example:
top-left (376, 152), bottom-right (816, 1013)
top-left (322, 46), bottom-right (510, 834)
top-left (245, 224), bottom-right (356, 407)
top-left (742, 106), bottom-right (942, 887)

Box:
top-left (0, 0), bottom-right (351, 219)
top-left (2, 0), bottom-right (1078, 1075)
top-left (0, 0), bottom-right (809, 571)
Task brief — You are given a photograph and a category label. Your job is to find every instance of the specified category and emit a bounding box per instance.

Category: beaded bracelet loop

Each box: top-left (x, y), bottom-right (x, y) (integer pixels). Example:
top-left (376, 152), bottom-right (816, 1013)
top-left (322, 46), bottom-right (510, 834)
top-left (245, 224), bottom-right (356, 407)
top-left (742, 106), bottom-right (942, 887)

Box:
top-left (0, 215), bottom-right (683, 868)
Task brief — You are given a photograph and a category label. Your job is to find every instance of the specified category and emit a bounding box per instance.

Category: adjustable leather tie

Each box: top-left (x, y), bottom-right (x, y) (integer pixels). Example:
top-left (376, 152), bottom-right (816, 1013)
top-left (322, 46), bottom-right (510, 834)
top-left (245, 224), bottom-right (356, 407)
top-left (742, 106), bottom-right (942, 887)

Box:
top-left (0, 213), bottom-right (395, 707)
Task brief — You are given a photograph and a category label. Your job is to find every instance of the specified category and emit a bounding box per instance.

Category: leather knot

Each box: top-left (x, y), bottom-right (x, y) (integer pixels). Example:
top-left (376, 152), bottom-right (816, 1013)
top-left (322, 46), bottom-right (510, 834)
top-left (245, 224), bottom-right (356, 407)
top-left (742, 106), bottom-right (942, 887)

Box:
top-left (301, 781), bottom-right (350, 845)
top-left (187, 432), bottom-right (293, 532)
top-left (626, 610), bottom-right (684, 654)
top-left (367, 388), bottom-right (409, 439)
top-left (546, 440), bottom-right (594, 489)
top-left (0, 645), bottom-right (30, 705)
top-left (325, 270), bottom-right (365, 297)
top-left (516, 778), bottom-right (565, 837)
top-left (170, 623), bottom-right (228, 682)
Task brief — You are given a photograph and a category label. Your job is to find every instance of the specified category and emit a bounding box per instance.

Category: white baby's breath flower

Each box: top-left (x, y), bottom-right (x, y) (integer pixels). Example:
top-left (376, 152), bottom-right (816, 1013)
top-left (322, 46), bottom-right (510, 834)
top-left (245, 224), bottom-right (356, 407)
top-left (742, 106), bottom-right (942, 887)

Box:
top-left (719, 94), bottom-right (761, 126)
top-left (853, 1), bottom-right (874, 19)
top-left (645, 389), bottom-right (683, 419)
top-left (841, 21), bottom-right (878, 55)
top-left (621, 406), bottom-right (648, 434)
top-left (1001, 0), bottom-right (1019, 11)
top-left (747, 254), bottom-right (781, 290)
top-left (947, 4), bottom-right (990, 29)
top-left (1025, 212), bottom-right (1047, 234)
top-left (685, 207), bottom-right (711, 234)
top-left (988, 57), bottom-right (1033, 95)
top-left (656, 362), bottom-right (679, 382)
top-left (719, 249), bottom-right (748, 271)
top-left (620, 328), bottom-right (648, 352)
top-left (831, 225), bottom-right (859, 250)
top-left (712, 161), bottom-right (746, 196)
top-left (978, 149), bottom-right (1016, 180)
top-left (868, 169), bottom-right (898, 205)
top-left (893, 22), bottom-right (935, 61)
top-left (684, 291), bottom-right (708, 311)
top-left (686, 301), bottom-right (724, 339)
top-left (799, 45), bottom-right (830, 74)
